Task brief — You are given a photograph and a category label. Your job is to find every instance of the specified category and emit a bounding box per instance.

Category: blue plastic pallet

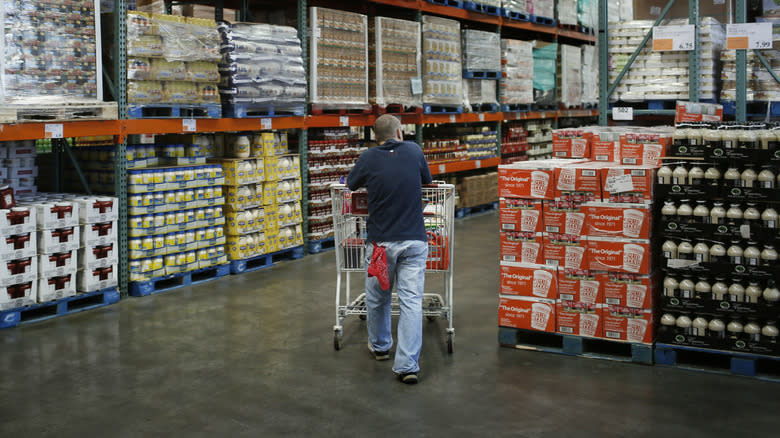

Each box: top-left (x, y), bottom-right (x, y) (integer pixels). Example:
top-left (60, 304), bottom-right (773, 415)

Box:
top-left (530, 15), bottom-right (556, 26)
top-left (0, 288), bottom-right (120, 329)
top-left (129, 264), bottom-right (230, 297)
top-left (127, 104), bottom-right (221, 119)
top-left (423, 104), bottom-right (463, 115)
top-left (501, 103), bottom-right (532, 112)
top-left (424, 0), bottom-right (462, 7)
top-left (463, 1), bottom-right (501, 15)
top-left (307, 236), bottom-right (335, 254)
top-left (655, 343), bottom-right (780, 382)
top-left (462, 70), bottom-right (501, 80)
top-left (502, 8), bottom-right (531, 21)
top-left (722, 101), bottom-right (780, 117)
top-left (499, 327), bottom-right (653, 365)
top-left (222, 103), bottom-right (305, 118)
top-left (457, 201), bottom-right (498, 218)
top-left (230, 246), bottom-right (305, 274)
top-left (470, 103), bottom-right (500, 113)
top-left (532, 103), bottom-right (557, 111)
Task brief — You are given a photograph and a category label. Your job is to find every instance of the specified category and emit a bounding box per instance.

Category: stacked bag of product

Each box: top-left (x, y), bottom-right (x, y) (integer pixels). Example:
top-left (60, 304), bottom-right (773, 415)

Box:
top-left (127, 163), bottom-right (227, 283)
top-left (501, 39), bottom-right (534, 109)
top-left (309, 7), bottom-right (369, 108)
top-left (526, 119), bottom-right (554, 160)
top-left (578, 0), bottom-right (597, 31)
top-left (532, 0), bottom-right (555, 20)
top-left (1, 0), bottom-right (101, 104)
top-left (217, 22), bottom-right (306, 117)
top-left (608, 0), bottom-right (633, 23)
top-left (533, 41), bottom-right (558, 107)
top-left (123, 12), bottom-right (221, 109)
top-left (581, 45), bottom-right (598, 107)
top-left (369, 17), bottom-right (422, 109)
top-left (720, 49), bottom-right (780, 104)
top-left (609, 18), bottom-right (724, 102)
top-left (655, 122), bottom-right (779, 355)
top-left (558, 0), bottom-right (578, 27)
top-left (0, 141), bottom-right (38, 197)
top-left (559, 45), bottom-right (583, 108)
top-left (422, 15), bottom-right (462, 110)
top-left (222, 132), bottom-right (303, 261)
top-left (502, 0), bottom-right (531, 19)
top-left (462, 30), bottom-right (501, 111)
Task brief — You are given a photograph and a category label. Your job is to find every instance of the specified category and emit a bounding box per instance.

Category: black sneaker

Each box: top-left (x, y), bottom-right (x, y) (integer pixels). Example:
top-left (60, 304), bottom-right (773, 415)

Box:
top-left (367, 343), bottom-right (390, 361)
top-left (397, 372), bottom-right (419, 384)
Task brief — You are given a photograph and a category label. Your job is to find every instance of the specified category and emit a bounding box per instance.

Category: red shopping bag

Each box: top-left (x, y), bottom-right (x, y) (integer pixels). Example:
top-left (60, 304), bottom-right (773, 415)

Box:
top-left (367, 242), bottom-right (390, 290)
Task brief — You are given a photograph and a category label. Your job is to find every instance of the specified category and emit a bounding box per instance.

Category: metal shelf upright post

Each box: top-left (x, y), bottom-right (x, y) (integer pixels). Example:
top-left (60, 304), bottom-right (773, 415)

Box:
top-left (299, 0), bottom-right (310, 248)
top-left (736, 0), bottom-right (746, 121)
top-left (114, 0), bottom-right (129, 296)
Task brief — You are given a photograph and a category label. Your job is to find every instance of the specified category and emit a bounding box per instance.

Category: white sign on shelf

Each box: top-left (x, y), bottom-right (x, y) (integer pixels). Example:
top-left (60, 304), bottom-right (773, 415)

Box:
top-left (726, 23), bottom-right (773, 50)
top-left (182, 119), bottom-right (197, 132)
top-left (410, 78), bottom-right (423, 95)
top-left (606, 174), bottom-right (634, 194)
top-left (261, 118), bottom-right (272, 130)
top-left (612, 107), bottom-right (634, 121)
top-left (449, 115), bottom-right (457, 123)
top-left (44, 124), bottom-right (63, 139)
top-left (475, 160), bottom-right (482, 168)
top-left (339, 116), bottom-right (349, 127)
top-left (478, 113), bottom-right (485, 121)
top-left (653, 25), bottom-right (696, 51)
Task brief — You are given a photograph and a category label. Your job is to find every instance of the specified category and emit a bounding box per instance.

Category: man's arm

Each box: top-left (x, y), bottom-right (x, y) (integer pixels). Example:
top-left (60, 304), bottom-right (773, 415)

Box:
top-left (419, 151), bottom-right (433, 185)
top-left (347, 152), bottom-right (368, 191)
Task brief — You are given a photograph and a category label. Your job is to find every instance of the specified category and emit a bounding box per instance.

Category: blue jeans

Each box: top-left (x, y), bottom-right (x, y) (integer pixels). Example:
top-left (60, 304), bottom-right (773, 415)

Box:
top-left (365, 240), bottom-right (428, 374)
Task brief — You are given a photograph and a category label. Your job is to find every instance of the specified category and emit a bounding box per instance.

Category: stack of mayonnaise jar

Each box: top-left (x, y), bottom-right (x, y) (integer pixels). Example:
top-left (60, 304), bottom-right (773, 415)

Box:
top-left (127, 164), bottom-right (227, 282)
top-left (655, 121), bottom-right (779, 356)
top-left (222, 131), bottom-right (303, 261)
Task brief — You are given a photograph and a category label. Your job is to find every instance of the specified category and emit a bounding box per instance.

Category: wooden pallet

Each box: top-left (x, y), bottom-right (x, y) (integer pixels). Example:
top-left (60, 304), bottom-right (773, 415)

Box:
top-left (0, 102), bottom-right (118, 123)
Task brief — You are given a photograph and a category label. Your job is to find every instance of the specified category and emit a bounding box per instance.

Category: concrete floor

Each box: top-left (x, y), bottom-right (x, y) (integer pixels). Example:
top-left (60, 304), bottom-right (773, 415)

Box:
top-left (1, 212), bottom-right (778, 437)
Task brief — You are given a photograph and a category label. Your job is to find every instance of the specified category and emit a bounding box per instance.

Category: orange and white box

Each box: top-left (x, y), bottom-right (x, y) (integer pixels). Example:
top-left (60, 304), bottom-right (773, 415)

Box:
top-left (556, 301), bottom-right (603, 338)
top-left (543, 234), bottom-right (588, 270)
top-left (586, 237), bottom-right (651, 275)
top-left (552, 129), bottom-right (590, 159)
top-left (499, 159), bottom-right (585, 199)
top-left (498, 296), bottom-right (557, 333)
top-left (542, 201), bottom-right (585, 236)
top-left (619, 135), bottom-right (669, 167)
top-left (602, 306), bottom-right (654, 344)
top-left (581, 202), bottom-right (652, 239)
top-left (500, 232), bottom-right (545, 264)
top-left (601, 165), bottom-right (656, 204)
top-left (588, 129), bottom-right (622, 163)
top-left (602, 273), bottom-right (654, 308)
top-left (499, 198), bottom-right (543, 233)
top-left (557, 269), bottom-right (603, 304)
top-left (499, 261), bottom-right (558, 299)
top-left (554, 161), bottom-right (609, 202)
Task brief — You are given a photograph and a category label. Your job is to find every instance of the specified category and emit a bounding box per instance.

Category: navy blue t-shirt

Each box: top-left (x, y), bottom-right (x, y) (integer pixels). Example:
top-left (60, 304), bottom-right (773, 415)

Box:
top-left (347, 139), bottom-right (433, 243)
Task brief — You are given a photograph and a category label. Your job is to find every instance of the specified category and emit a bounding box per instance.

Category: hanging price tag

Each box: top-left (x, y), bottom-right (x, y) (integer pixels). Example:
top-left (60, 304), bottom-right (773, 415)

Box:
top-left (44, 124), bottom-right (63, 139)
top-left (449, 115), bottom-right (456, 123)
top-left (260, 118), bottom-right (272, 130)
top-left (182, 119), bottom-right (197, 132)
top-left (653, 25), bottom-right (695, 51)
top-left (475, 160), bottom-right (482, 168)
top-left (605, 174), bottom-right (634, 193)
top-left (439, 165), bottom-right (446, 173)
top-left (726, 23), bottom-right (773, 50)
top-left (478, 113), bottom-right (485, 121)
top-left (410, 78), bottom-right (423, 95)
top-left (339, 116), bottom-right (349, 127)
top-left (612, 107), bottom-right (633, 121)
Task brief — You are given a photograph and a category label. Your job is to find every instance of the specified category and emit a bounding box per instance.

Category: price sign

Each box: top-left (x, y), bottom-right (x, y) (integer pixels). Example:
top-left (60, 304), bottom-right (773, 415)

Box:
top-left (182, 119), bottom-right (197, 132)
top-left (339, 116), bottom-right (349, 127)
top-left (612, 107), bottom-right (634, 121)
top-left (606, 174), bottom-right (634, 193)
top-left (260, 118), bottom-right (272, 130)
top-left (478, 113), bottom-right (485, 121)
top-left (438, 164), bottom-right (446, 173)
top-left (726, 23), bottom-right (773, 50)
top-left (449, 115), bottom-right (456, 123)
top-left (475, 160), bottom-right (482, 168)
top-left (410, 78), bottom-right (423, 95)
top-left (44, 124), bottom-right (63, 139)
top-left (653, 25), bottom-right (695, 51)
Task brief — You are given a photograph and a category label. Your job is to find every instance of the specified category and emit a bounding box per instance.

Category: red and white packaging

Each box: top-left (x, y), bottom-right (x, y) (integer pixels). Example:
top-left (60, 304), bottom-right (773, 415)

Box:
top-left (581, 202), bottom-right (652, 239)
top-left (499, 198), bottom-right (543, 233)
top-left (80, 222), bottom-right (118, 247)
top-left (79, 244), bottom-right (118, 270)
top-left (31, 201), bottom-right (79, 229)
top-left (6, 142), bottom-right (37, 158)
top-left (619, 132), bottom-right (670, 166)
top-left (586, 237), bottom-right (651, 275)
top-left (557, 269), bottom-right (603, 304)
top-left (553, 129), bottom-right (590, 159)
top-left (0, 207), bottom-right (37, 235)
top-left (74, 197), bottom-right (119, 224)
top-left (0, 281), bottom-right (36, 310)
top-left (554, 161), bottom-right (609, 202)
top-left (602, 306), bottom-right (654, 344)
top-left (588, 129), bottom-right (622, 163)
top-left (38, 274), bottom-right (76, 303)
top-left (542, 201), bottom-right (585, 236)
top-left (602, 273), bottom-right (654, 308)
top-left (498, 296), bottom-right (557, 333)
top-left (601, 165), bottom-right (656, 204)
top-left (556, 301), bottom-right (603, 337)
top-left (500, 261), bottom-right (558, 299)
top-left (38, 227), bottom-right (80, 254)
top-left (77, 265), bottom-right (118, 292)
top-left (0, 233), bottom-right (37, 261)
top-left (499, 160), bottom-right (585, 199)
top-left (38, 250), bottom-right (77, 278)
top-left (500, 232), bottom-right (545, 264)
top-left (0, 257), bottom-right (38, 287)
top-left (6, 167), bottom-right (38, 179)
top-left (543, 234), bottom-right (588, 270)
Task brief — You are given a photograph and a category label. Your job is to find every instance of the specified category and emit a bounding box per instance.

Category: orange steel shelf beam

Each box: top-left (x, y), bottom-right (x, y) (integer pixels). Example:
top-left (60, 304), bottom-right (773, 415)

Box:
top-left (429, 156), bottom-right (500, 175)
top-left (123, 117), bottom-right (306, 135)
top-left (419, 1), bottom-right (501, 26)
top-left (0, 120), bottom-right (121, 142)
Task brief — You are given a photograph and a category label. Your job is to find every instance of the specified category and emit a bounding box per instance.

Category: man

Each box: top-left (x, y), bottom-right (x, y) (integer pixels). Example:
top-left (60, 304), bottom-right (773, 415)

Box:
top-left (347, 114), bottom-right (433, 384)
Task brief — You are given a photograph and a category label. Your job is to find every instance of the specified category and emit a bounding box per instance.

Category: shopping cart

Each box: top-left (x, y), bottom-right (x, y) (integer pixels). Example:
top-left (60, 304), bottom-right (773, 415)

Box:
top-left (330, 183), bottom-right (456, 353)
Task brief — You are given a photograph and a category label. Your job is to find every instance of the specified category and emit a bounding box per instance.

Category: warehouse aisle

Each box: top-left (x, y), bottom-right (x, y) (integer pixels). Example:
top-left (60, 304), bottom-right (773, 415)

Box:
top-left (1, 211), bottom-right (777, 437)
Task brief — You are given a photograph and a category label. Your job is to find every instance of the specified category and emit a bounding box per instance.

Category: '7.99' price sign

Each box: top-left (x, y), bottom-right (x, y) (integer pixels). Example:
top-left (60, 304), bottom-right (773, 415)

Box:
top-left (726, 23), bottom-right (773, 50)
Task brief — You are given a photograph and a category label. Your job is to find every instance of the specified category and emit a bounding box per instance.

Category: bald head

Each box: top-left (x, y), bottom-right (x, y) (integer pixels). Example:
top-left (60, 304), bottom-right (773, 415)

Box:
top-left (373, 114), bottom-right (402, 144)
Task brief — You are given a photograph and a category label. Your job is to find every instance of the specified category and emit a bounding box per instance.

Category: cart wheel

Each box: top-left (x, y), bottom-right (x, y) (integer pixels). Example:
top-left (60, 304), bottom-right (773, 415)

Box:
top-left (359, 315), bottom-right (367, 321)
top-left (447, 333), bottom-right (454, 354)
top-left (334, 331), bottom-right (343, 351)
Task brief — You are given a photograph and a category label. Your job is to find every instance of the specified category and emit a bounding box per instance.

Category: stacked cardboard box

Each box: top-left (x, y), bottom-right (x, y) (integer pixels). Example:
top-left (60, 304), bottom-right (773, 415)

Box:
top-left (498, 153), bottom-right (659, 345)
top-left (456, 172), bottom-right (498, 209)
